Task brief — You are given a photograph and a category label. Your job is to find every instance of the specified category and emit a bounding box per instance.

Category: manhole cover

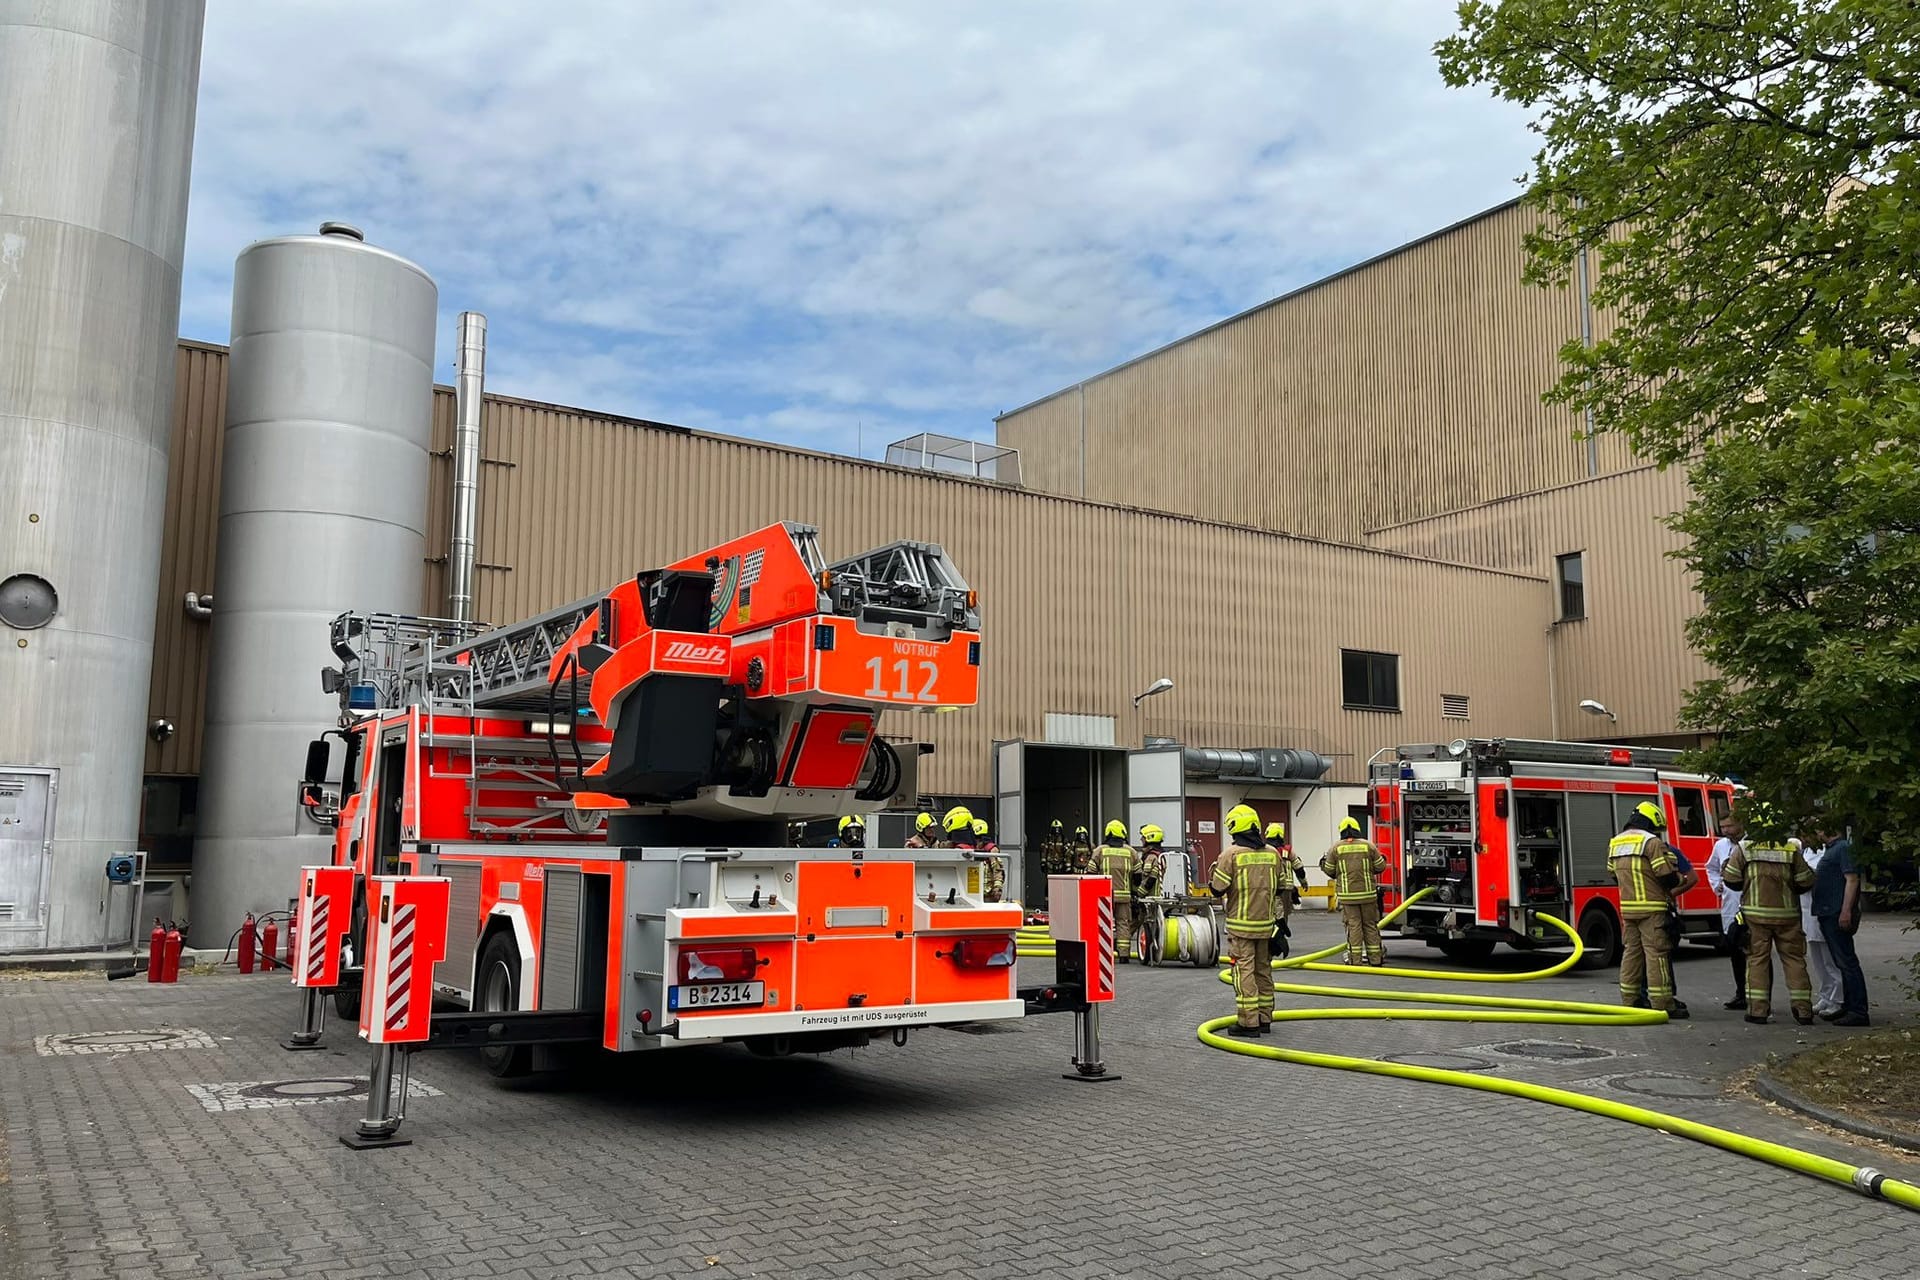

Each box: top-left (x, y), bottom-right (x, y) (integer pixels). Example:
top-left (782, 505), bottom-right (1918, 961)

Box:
top-left (1593, 1072), bottom-right (1725, 1103)
top-left (1480, 1039), bottom-right (1619, 1063)
top-left (35, 1027), bottom-right (216, 1057)
top-left (240, 1078), bottom-right (364, 1101)
top-left (187, 1076), bottom-right (445, 1113)
top-left (1380, 1051), bottom-right (1498, 1072)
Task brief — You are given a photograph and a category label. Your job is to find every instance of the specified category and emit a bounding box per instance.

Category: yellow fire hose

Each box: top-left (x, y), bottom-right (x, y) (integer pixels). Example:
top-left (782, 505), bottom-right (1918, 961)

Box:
top-left (1199, 888), bottom-right (1920, 1213)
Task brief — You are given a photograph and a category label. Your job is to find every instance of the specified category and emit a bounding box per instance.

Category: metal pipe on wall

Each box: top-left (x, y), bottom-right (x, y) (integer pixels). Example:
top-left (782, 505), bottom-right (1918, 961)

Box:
top-left (449, 311), bottom-right (487, 622)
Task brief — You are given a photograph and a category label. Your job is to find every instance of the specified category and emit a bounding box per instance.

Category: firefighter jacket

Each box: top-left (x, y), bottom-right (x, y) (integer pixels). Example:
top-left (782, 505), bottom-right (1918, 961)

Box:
top-left (1721, 841), bottom-right (1814, 921)
top-left (1136, 848), bottom-right (1167, 897)
top-left (1098, 841), bottom-right (1139, 901)
top-left (978, 848), bottom-right (1006, 902)
top-left (1211, 842), bottom-right (1279, 937)
top-left (1069, 841), bottom-right (1097, 874)
top-left (1608, 830), bottom-right (1678, 918)
top-left (1278, 846), bottom-right (1307, 888)
top-left (1319, 839), bottom-right (1386, 904)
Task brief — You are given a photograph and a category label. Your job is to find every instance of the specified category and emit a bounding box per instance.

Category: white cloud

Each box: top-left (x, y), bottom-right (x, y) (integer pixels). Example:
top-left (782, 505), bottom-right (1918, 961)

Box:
top-left (183, 0), bottom-right (1535, 456)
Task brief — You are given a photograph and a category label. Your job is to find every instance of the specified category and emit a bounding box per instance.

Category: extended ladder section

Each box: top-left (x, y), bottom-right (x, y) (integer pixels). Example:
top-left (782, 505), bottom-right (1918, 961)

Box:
top-left (1386, 737), bottom-right (1685, 771)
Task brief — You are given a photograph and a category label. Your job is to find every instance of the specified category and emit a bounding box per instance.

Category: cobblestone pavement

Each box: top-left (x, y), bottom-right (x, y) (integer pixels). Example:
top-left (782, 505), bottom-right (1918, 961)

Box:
top-left (2, 914), bottom-right (1915, 1280)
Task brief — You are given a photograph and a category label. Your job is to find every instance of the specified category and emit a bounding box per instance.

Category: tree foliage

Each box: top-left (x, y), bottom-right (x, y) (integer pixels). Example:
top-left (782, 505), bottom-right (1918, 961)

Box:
top-left (1438, 1), bottom-right (1920, 858)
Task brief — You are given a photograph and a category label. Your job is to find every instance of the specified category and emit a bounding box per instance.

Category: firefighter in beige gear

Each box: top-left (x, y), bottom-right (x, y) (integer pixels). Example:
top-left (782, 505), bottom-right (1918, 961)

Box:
top-left (905, 811), bottom-right (938, 849)
top-left (1097, 820), bottom-right (1139, 962)
top-left (1040, 819), bottom-right (1070, 874)
top-left (1069, 825), bottom-right (1097, 875)
top-left (835, 815), bottom-right (866, 849)
top-left (1610, 800), bottom-right (1690, 1019)
top-left (1211, 804), bottom-right (1279, 1036)
top-left (1136, 825), bottom-right (1169, 898)
top-left (971, 817), bottom-right (1006, 903)
top-left (1266, 822), bottom-right (1308, 960)
top-left (1320, 817), bottom-right (1387, 965)
top-left (1721, 804), bottom-right (1817, 1025)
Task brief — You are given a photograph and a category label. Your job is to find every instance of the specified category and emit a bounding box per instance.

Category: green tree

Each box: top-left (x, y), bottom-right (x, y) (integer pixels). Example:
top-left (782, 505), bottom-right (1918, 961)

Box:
top-left (1437, 1), bottom-right (1920, 865)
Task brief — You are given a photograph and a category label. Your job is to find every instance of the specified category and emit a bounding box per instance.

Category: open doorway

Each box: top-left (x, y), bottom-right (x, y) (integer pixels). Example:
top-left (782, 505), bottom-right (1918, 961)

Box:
top-left (995, 743), bottom-right (1127, 907)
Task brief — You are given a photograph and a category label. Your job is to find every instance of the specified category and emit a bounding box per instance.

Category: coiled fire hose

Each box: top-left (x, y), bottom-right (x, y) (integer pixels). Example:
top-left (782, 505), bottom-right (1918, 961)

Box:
top-left (1198, 888), bottom-right (1920, 1213)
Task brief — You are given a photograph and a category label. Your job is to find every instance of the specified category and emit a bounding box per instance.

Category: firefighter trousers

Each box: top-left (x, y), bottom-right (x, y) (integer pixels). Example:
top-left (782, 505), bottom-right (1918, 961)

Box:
top-left (1227, 933), bottom-right (1274, 1027)
top-left (1113, 899), bottom-right (1135, 961)
top-left (1618, 914), bottom-right (1676, 1009)
top-left (1745, 917), bottom-right (1812, 1020)
top-left (1339, 899), bottom-right (1384, 964)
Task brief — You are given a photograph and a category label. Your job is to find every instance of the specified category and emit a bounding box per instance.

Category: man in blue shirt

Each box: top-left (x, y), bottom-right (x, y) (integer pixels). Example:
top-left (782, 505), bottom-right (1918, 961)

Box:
top-left (1811, 830), bottom-right (1870, 1026)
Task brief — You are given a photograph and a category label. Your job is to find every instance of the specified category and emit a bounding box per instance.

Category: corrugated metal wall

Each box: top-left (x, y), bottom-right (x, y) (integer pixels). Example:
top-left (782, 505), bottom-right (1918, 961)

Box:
top-left (996, 200), bottom-right (1640, 541)
top-left (1365, 465), bottom-right (1706, 740)
top-left (151, 345), bottom-right (1555, 788)
top-left (144, 343), bottom-right (227, 776)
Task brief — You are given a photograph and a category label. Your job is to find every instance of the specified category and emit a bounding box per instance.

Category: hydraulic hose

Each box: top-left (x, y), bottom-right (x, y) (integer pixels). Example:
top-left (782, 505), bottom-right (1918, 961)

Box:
top-left (1199, 888), bottom-right (1920, 1213)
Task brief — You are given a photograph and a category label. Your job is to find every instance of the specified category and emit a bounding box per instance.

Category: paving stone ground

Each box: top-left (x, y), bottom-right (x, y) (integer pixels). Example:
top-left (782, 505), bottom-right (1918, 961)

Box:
top-left (2, 913), bottom-right (1916, 1279)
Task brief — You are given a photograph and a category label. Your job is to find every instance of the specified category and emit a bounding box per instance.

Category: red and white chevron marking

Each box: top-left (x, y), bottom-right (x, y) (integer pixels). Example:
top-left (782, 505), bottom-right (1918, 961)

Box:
top-left (303, 898), bottom-right (330, 984)
top-left (1096, 895), bottom-right (1115, 993)
top-left (384, 903), bottom-right (417, 1035)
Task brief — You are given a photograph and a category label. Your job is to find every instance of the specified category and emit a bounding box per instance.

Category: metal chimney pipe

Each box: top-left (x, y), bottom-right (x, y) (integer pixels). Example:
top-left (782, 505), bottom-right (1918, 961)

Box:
top-left (449, 311), bottom-right (487, 622)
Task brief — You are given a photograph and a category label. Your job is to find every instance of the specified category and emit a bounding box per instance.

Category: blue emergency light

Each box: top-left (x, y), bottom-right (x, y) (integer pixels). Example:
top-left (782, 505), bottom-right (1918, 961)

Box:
top-left (348, 683), bottom-right (378, 711)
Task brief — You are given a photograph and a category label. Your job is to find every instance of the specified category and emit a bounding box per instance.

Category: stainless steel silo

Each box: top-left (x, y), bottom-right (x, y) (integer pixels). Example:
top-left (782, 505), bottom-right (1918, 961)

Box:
top-left (0, 1), bottom-right (204, 953)
top-left (190, 224), bottom-right (438, 945)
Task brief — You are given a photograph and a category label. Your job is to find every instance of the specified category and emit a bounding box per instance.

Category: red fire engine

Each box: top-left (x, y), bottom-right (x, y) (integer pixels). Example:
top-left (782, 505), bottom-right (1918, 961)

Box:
top-left (1370, 738), bottom-right (1738, 967)
top-left (294, 523), bottom-right (1049, 1074)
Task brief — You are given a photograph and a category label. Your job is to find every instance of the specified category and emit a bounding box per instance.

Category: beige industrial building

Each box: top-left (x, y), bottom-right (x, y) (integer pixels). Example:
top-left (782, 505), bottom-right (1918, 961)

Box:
top-left (137, 198), bottom-right (1707, 892)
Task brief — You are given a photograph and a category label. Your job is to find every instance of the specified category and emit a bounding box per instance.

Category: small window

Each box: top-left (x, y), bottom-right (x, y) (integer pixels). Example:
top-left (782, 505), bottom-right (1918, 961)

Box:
top-left (1669, 786), bottom-right (1709, 838)
top-left (1341, 649), bottom-right (1400, 713)
top-left (1441, 693), bottom-right (1470, 720)
top-left (1708, 789), bottom-right (1732, 828)
top-left (1346, 804), bottom-right (1371, 837)
top-left (1556, 552), bottom-right (1586, 621)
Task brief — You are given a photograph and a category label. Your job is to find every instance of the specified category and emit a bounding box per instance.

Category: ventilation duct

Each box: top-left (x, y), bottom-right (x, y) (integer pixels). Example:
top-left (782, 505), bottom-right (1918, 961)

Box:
top-left (1182, 747), bottom-right (1332, 782)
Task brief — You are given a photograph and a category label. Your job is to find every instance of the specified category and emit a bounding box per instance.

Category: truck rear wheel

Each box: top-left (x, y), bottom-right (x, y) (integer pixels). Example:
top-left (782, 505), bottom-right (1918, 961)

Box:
top-left (1574, 905), bottom-right (1621, 971)
top-left (476, 931), bottom-right (532, 1078)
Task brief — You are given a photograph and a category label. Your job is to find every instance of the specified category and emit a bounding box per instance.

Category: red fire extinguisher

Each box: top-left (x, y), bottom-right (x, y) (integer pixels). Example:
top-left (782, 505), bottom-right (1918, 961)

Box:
top-left (147, 919), bottom-right (166, 984)
top-left (261, 917), bottom-right (280, 973)
top-left (286, 915), bottom-right (300, 977)
top-left (162, 921), bottom-right (184, 983)
top-left (238, 912), bottom-right (257, 975)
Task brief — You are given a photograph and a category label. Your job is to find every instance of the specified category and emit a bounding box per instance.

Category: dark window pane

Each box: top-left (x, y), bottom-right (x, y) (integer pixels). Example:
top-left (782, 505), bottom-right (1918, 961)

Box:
top-left (1341, 650), bottom-right (1368, 705)
top-left (1340, 648), bottom-right (1400, 712)
top-left (1671, 787), bottom-right (1709, 838)
top-left (1557, 552), bottom-right (1586, 620)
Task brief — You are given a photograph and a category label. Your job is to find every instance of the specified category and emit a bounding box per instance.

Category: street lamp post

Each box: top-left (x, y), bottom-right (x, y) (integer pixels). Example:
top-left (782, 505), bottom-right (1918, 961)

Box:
top-left (1578, 698), bottom-right (1619, 726)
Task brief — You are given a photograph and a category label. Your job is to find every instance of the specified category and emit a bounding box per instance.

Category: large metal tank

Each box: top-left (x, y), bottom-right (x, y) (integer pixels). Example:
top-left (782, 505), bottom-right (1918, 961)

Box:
top-left (190, 224), bottom-right (437, 945)
top-left (0, 1), bottom-right (204, 953)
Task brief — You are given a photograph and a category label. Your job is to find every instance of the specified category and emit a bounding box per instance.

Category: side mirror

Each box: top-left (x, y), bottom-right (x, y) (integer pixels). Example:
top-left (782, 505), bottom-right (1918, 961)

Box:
top-left (303, 738), bottom-right (332, 786)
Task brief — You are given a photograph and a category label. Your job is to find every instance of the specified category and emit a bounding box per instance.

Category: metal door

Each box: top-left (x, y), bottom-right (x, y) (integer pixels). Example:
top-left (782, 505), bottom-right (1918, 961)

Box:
top-left (1126, 745), bottom-right (1187, 895)
top-left (0, 769), bottom-right (56, 952)
top-left (992, 740), bottom-right (1026, 904)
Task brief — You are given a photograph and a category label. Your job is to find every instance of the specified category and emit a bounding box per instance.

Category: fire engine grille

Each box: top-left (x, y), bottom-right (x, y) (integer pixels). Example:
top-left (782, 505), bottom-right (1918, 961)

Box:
top-left (436, 863), bottom-right (482, 993)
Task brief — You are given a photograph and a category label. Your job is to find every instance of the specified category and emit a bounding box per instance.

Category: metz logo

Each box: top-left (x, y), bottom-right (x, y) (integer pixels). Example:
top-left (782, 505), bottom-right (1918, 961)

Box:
top-left (662, 640), bottom-right (727, 665)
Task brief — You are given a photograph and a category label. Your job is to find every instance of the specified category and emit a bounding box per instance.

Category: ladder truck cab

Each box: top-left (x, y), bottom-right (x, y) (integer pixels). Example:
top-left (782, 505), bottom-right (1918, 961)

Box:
top-left (301, 522), bottom-right (1023, 1072)
top-left (1369, 738), bottom-right (1738, 968)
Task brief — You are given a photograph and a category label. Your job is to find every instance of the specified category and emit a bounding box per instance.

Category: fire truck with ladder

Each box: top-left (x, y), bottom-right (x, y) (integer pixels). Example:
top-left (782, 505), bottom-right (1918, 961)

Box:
top-left (287, 523), bottom-right (1112, 1089)
top-left (1370, 737), bottom-right (1739, 968)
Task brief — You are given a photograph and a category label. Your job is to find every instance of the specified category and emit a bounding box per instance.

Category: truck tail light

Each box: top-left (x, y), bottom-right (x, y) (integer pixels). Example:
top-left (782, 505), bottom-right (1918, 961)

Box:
top-left (1494, 790), bottom-right (1509, 819)
top-left (951, 936), bottom-right (1017, 969)
top-left (679, 946), bottom-right (760, 983)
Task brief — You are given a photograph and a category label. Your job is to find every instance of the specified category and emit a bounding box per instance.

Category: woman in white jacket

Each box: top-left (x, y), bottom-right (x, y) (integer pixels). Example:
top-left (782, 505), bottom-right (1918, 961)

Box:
top-left (1800, 840), bottom-right (1843, 1017)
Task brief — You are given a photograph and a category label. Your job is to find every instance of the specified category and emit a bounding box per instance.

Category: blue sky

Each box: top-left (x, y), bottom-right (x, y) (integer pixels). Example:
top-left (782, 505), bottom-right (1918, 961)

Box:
top-left (182, 1), bottom-right (1536, 458)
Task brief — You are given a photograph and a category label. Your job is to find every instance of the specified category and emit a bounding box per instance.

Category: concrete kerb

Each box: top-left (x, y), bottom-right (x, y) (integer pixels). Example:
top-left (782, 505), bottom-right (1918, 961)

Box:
top-left (1753, 1071), bottom-right (1920, 1156)
top-left (0, 947), bottom-right (245, 975)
